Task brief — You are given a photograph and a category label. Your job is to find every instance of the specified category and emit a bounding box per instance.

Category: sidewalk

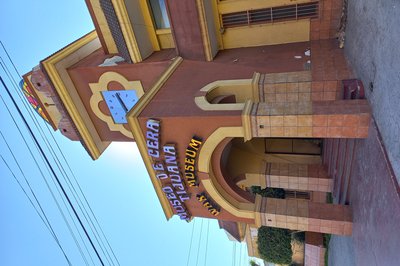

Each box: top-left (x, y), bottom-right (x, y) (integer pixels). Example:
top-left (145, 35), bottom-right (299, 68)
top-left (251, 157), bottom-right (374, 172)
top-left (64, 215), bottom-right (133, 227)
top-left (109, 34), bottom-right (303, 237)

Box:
top-left (327, 120), bottom-right (400, 266)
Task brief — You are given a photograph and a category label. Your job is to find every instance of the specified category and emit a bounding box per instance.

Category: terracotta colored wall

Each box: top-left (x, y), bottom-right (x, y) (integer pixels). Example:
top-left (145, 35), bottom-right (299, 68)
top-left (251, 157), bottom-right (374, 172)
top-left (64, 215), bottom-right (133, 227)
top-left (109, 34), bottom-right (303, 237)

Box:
top-left (138, 115), bottom-right (255, 224)
top-left (310, 0), bottom-right (344, 40)
top-left (68, 59), bottom-right (172, 141)
top-left (166, 0), bottom-right (206, 61)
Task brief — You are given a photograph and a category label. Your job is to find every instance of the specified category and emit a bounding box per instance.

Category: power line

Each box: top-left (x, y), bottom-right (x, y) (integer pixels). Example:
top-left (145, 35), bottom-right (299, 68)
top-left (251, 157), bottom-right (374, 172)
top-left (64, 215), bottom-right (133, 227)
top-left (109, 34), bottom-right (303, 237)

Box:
top-left (0, 42), bottom-right (119, 265)
top-left (0, 76), bottom-right (105, 265)
top-left (0, 57), bottom-right (112, 265)
top-left (0, 154), bottom-right (72, 266)
top-left (0, 40), bottom-right (120, 265)
top-left (203, 220), bottom-right (210, 266)
top-left (195, 219), bottom-right (204, 266)
top-left (186, 219), bottom-right (196, 266)
top-left (0, 92), bottom-right (91, 266)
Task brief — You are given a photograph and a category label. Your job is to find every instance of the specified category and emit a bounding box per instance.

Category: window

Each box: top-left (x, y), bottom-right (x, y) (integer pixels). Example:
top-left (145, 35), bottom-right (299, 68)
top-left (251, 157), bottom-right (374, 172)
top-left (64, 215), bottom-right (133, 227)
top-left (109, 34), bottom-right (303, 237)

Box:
top-left (285, 190), bottom-right (311, 200)
top-left (221, 2), bottom-right (319, 28)
top-left (149, 0), bottom-right (170, 29)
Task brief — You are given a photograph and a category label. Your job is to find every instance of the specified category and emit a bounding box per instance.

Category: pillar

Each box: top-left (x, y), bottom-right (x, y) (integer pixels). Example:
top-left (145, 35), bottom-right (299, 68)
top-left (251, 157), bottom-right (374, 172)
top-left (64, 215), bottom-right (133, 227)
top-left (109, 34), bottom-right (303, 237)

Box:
top-left (251, 99), bottom-right (370, 138)
top-left (255, 196), bottom-right (352, 236)
top-left (265, 163), bottom-right (333, 192)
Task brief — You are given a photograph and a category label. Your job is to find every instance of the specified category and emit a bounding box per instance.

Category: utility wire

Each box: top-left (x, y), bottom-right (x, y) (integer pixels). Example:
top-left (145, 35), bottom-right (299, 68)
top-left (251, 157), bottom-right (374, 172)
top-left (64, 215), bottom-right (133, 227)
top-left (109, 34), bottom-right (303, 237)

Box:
top-left (195, 219), bottom-right (204, 266)
top-left (0, 77), bottom-right (105, 265)
top-left (1, 39), bottom-right (117, 265)
top-left (0, 155), bottom-right (72, 266)
top-left (186, 219), bottom-right (196, 266)
top-left (203, 219), bottom-right (210, 266)
top-left (0, 63), bottom-right (95, 266)
top-left (46, 125), bottom-right (120, 265)
top-left (232, 242), bottom-right (236, 266)
top-left (0, 92), bottom-right (91, 266)
top-left (0, 46), bottom-right (119, 265)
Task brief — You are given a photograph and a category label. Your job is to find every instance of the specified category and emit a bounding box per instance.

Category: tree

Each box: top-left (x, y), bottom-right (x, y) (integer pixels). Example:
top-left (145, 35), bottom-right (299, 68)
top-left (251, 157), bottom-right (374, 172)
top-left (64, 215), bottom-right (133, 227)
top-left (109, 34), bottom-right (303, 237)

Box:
top-left (251, 186), bottom-right (285, 199)
top-left (257, 226), bottom-right (293, 265)
top-left (249, 260), bottom-right (259, 266)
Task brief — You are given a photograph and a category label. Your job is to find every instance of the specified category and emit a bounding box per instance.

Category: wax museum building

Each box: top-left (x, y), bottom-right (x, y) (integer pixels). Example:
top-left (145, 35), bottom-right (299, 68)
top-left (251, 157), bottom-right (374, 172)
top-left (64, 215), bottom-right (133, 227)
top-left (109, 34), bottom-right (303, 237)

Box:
top-left (23, 0), bottom-right (370, 258)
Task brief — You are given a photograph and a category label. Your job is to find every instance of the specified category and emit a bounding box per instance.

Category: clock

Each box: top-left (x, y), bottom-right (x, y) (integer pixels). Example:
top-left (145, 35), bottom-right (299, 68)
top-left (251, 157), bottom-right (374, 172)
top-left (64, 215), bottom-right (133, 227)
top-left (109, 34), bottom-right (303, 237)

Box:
top-left (101, 90), bottom-right (138, 124)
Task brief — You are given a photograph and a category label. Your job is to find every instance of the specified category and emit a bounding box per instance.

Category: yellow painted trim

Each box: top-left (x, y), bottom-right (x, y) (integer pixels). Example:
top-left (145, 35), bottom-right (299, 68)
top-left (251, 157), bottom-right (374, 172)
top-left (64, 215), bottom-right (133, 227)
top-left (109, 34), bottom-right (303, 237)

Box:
top-left (155, 28), bottom-right (172, 35)
top-left (254, 195), bottom-right (262, 227)
top-left (211, 0), bottom-right (224, 50)
top-left (195, 97), bottom-right (245, 111)
top-left (128, 57), bottom-right (183, 117)
top-left (241, 100), bottom-right (253, 142)
top-left (139, 0), bottom-right (160, 51)
top-left (42, 31), bottom-right (109, 159)
top-left (251, 72), bottom-right (260, 103)
top-left (198, 126), bottom-right (244, 173)
top-left (196, 0), bottom-right (213, 61)
top-left (237, 222), bottom-right (246, 241)
top-left (89, 72), bottom-right (144, 138)
top-left (88, 0), bottom-right (118, 53)
top-left (111, 0), bottom-right (142, 62)
top-left (195, 79), bottom-right (252, 111)
top-left (127, 57), bottom-right (183, 220)
top-left (155, 29), bottom-right (175, 49)
top-left (195, 75), bottom-right (261, 111)
top-left (202, 179), bottom-right (254, 219)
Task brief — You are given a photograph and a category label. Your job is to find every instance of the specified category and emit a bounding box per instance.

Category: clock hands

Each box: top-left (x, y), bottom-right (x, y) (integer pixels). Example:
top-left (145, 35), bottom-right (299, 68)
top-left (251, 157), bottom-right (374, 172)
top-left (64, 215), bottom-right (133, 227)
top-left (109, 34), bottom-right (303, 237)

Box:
top-left (115, 92), bottom-right (129, 113)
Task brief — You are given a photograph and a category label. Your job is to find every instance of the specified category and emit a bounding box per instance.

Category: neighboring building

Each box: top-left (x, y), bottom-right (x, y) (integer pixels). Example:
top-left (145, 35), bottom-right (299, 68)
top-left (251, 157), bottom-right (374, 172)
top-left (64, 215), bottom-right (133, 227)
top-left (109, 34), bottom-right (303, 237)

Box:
top-left (23, 0), bottom-right (369, 258)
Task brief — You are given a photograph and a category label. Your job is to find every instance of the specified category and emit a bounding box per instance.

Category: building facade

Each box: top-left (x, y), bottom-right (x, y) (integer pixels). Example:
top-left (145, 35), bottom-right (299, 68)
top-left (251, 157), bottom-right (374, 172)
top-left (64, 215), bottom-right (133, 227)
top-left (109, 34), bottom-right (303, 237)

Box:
top-left (23, 0), bottom-right (369, 258)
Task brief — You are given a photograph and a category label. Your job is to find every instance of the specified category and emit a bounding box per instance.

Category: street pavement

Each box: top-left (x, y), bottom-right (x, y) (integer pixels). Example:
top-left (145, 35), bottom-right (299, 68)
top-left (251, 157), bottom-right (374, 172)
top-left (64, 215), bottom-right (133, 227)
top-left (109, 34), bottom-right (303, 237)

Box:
top-left (327, 1), bottom-right (400, 265)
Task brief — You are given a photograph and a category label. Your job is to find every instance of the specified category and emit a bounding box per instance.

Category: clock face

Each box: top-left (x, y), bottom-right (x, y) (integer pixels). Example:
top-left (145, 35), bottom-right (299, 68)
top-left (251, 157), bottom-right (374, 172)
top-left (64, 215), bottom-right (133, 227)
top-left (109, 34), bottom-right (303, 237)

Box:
top-left (101, 90), bottom-right (138, 124)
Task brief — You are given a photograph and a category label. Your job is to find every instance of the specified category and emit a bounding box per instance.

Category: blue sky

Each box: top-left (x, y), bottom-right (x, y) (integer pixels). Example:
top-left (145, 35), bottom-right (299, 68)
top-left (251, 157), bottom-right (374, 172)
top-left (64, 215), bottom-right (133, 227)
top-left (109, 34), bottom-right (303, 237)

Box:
top-left (0, 1), bottom-right (258, 265)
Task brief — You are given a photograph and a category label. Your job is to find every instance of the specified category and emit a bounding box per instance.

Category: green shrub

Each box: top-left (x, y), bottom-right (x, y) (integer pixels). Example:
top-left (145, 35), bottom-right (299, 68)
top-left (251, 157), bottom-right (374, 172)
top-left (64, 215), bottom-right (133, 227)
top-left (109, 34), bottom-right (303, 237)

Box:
top-left (292, 231), bottom-right (305, 243)
top-left (257, 226), bottom-right (293, 265)
top-left (251, 186), bottom-right (285, 199)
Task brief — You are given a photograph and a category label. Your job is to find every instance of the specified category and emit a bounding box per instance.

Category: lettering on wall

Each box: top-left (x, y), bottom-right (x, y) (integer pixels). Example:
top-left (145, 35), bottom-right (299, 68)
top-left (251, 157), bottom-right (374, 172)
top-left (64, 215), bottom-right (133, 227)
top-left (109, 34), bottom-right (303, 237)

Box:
top-left (196, 193), bottom-right (220, 216)
top-left (184, 136), bottom-right (202, 187)
top-left (146, 119), bottom-right (191, 221)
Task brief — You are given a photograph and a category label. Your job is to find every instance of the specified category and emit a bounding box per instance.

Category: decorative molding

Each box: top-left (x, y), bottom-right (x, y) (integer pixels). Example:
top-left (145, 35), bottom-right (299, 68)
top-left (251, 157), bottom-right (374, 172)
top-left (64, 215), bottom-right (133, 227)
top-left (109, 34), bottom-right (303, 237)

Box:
top-left (88, 0), bottom-right (118, 53)
top-left (241, 99), bottom-right (253, 142)
top-left (89, 71), bottom-right (144, 138)
top-left (41, 31), bottom-right (110, 159)
top-left (127, 57), bottom-right (183, 220)
top-left (111, 0), bottom-right (142, 63)
top-left (196, 0), bottom-right (213, 61)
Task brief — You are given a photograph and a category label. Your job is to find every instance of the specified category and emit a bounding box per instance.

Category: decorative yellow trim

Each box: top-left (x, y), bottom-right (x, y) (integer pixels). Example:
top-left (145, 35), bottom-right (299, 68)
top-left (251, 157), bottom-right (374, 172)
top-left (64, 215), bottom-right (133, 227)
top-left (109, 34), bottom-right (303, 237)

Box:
top-left (195, 76), bottom-right (261, 111)
top-left (111, 0), bottom-right (142, 63)
top-left (198, 126), bottom-right (244, 173)
top-left (139, 0), bottom-right (161, 51)
top-left (89, 72), bottom-right (144, 138)
top-left (196, 0), bottom-right (213, 61)
top-left (241, 100), bottom-right (253, 142)
top-left (88, 0), bottom-right (118, 53)
top-left (254, 195), bottom-right (262, 227)
top-left (155, 29), bottom-right (175, 49)
top-left (202, 179), bottom-right (254, 219)
top-left (127, 57), bottom-right (183, 220)
top-left (211, 0), bottom-right (224, 50)
top-left (155, 28), bottom-right (172, 35)
top-left (195, 97), bottom-right (245, 111)
top-left (42, 31), bottom-right (110, 159)
top-left (128, 57), bottom-right (183, 117)
top-left (251, 72), bottom-right (260, 103)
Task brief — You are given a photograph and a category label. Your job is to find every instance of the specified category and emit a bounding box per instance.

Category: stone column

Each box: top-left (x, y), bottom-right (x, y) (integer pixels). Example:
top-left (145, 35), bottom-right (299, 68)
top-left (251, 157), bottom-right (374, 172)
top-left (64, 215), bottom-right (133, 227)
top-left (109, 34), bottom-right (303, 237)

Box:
top-left (250, 100), bottom-right (371, 139)
top-left (265, 163), bottom-right (333, 192)
top-left (255, 196), bottom-right (352, 236)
